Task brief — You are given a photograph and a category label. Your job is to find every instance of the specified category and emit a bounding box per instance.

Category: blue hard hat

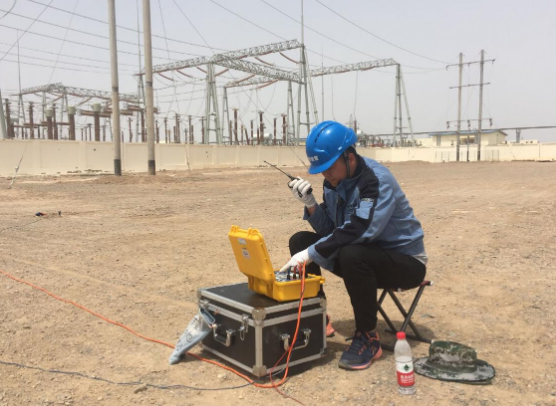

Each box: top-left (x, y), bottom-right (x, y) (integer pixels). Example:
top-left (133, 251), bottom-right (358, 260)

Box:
top-left (306, 121), bottom-right (357, 174)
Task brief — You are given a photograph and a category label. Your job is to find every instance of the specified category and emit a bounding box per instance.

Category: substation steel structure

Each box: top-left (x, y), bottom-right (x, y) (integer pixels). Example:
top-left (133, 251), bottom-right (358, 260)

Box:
top-left (15, 83), bottom-right (139, 141)
top-left (147, 38), bottom-right (410, 146)
top-left (225, 58), bottom-right (411, 145)
top-left (147, 39), bottom-right (304, 145)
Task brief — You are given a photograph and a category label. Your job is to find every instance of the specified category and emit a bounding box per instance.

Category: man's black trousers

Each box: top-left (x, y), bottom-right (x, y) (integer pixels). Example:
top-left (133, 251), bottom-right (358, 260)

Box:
top-left (289, 231), bottom-right (426, 332)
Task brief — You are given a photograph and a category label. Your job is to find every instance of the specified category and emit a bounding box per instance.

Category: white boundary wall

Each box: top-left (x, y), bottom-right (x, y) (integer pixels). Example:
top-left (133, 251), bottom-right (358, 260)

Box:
top-left (1, 139), bottom-right (556, 176)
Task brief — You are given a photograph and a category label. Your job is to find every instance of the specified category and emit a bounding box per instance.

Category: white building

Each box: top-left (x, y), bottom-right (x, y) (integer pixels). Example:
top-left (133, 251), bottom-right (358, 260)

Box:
top-left (421, 130), bottom-right (508, 147)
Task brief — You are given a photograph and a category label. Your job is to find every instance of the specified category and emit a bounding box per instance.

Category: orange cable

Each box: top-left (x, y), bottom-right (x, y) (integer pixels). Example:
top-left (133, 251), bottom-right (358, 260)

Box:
top-left (268, 262), bottom-right (307, 405)
top-left (0, 267), bottom-right (311, 393)
top-left (0, 269), bottom-right (175, 348)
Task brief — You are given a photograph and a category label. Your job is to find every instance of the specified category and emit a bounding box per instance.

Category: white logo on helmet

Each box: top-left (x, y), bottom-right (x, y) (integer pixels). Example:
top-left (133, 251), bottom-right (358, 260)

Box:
top-left (308, 155), bottom-right (319, 162)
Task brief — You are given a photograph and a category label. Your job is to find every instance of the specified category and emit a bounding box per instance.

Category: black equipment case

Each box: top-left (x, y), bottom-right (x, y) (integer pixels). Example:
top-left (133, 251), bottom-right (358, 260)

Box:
top-left (198, 282), bottom-right (327, 377)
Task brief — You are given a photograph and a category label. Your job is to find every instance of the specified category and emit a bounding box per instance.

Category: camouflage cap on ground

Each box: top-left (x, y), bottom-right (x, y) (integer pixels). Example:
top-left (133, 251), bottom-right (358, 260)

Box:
top-left (414, 340), bottom-right (495, 385)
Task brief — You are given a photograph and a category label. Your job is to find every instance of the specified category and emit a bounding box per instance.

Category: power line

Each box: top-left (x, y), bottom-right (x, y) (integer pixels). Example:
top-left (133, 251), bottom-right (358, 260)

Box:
top-left (0, 23), bottom-right (180, 61)
top-left (0, 0), bottom-right (16, 20)
top-left (0, 8), bottom-right (208, 58)
top-left (0, 41), bottom-right (137, 67)
top-left (313, 0), bottom-right (450, 65)
top-left (258, 0), bottom-right (445, 71)
top-left (47, 0), bottom-right (80, 84)
top-left (1, 57), bottom-right (120, 75)
top-left (167, 0), bottom-right (283, 138)
top-left (206, 0), bottom-right (346, 65)
top-left (258, 0), bottom-right (381, 60)
top-left (157, 0), bottom-right (180, 118)
top-left (0, 49), bottom-right (135, 72)
top-left (0, 0), bottom-right (54, 63)
top-left (28, 0), bottom-right (229, 52)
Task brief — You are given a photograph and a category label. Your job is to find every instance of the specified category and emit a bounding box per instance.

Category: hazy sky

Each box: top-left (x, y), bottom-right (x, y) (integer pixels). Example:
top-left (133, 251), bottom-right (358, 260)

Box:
top-left (0, 0), bottom-right (555, 142)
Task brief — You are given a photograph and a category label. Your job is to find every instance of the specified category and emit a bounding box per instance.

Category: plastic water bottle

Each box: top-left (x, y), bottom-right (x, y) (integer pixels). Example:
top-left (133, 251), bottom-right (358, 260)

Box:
top-left (394, 331), bottom-right (416, 395)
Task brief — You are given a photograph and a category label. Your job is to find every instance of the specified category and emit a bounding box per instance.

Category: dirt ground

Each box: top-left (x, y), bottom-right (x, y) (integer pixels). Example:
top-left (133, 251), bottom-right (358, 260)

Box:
top-left (1, 160), bottom-right (555, 406)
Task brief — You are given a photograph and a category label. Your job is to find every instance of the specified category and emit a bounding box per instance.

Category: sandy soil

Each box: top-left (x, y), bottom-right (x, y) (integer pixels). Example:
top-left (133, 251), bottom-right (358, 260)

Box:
top-left (1, 161), bottom-right (555, 406)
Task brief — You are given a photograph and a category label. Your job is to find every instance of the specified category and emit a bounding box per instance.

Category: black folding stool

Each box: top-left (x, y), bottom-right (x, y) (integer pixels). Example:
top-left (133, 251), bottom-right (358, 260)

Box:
top-left (377, 280), bottom-right (433, 351)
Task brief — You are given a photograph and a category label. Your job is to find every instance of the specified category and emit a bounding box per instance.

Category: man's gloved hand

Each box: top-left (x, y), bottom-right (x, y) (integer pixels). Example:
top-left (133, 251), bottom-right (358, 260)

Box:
top-left (289, 178), bottom-right (317, 208)
top-left (279, 248), bottom-right (312, 273)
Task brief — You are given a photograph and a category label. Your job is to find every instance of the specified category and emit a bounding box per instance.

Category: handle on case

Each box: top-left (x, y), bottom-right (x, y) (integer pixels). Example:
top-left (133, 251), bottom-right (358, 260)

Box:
top-left (280, 328), bottom-right (311, 351)
top-left (211, 324), bottom-right (234, 347)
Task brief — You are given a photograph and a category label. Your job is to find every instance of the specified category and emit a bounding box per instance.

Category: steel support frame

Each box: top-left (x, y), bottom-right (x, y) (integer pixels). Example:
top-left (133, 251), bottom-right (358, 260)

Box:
top-left (19, 83), bottom-right (138, 104)
top-left (204, 63), bottom-right (221, 144)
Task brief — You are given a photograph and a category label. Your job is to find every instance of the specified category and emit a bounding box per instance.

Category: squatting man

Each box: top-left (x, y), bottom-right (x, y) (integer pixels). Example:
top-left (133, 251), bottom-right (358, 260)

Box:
top-left (280, 121), bottom-right (427, 370)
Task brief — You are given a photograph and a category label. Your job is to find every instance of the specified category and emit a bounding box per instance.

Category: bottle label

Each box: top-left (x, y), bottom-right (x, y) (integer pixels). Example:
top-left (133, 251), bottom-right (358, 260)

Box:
top-left (396, 361), bottom-right (415, 386)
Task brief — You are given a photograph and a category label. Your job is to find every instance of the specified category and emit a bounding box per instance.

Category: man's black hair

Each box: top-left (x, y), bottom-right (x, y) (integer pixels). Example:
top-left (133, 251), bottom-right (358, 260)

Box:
top-left (346, 146), bottom-right (357, 155)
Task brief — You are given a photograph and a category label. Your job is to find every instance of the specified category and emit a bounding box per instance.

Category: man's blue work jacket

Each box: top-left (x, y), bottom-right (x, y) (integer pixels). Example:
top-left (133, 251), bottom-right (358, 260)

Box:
top-left (304, 155), bottom-right (426, 271)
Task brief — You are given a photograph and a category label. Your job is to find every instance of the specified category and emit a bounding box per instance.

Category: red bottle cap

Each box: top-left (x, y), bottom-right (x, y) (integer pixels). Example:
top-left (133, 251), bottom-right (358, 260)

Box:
top-left (396, 332), bottom-right (406, 340)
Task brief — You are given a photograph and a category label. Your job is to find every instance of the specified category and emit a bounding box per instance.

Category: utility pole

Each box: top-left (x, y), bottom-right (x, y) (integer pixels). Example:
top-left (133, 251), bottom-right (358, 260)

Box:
top-left (108, 0), bottom-right (122, 175)
top-left (143, 0), bottom-right (156, 174)
top-left (447, 51), bottom-right (495, 162)
top-left (456, 52), bottom-right (463, 161)
top-left (400, 67), bottom-right (414, 144)
top-left (0, 90), bottom-right (7, 139)
top-left (477, 50), bottom-right (485, 161)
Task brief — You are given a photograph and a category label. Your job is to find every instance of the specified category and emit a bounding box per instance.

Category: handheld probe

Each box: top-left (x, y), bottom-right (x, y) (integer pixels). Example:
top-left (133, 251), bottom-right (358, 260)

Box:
top-left (264, 161), bottom-right (313, 198)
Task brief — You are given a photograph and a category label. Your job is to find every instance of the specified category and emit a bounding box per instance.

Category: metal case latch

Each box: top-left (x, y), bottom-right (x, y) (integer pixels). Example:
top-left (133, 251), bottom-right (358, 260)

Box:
top-left (280, 329), bottom-right (311, 351)
top-left (238, 315), bottom-right (249, 341)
